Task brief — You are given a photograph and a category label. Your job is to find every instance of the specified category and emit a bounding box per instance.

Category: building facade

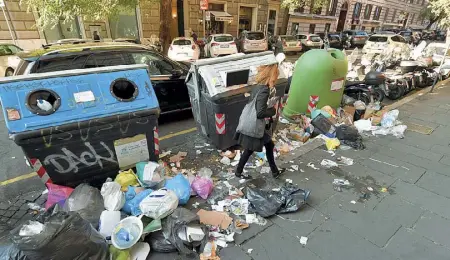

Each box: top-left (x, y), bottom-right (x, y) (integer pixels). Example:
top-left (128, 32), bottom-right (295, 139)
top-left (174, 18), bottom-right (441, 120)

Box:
top-left (286, 0), bottom-right (432, 35)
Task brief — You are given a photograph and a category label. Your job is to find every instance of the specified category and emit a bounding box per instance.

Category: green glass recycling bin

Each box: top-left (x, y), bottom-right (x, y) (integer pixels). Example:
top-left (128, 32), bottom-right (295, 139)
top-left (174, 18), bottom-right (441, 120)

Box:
top-left (282, 49), bottom-right (348, 119)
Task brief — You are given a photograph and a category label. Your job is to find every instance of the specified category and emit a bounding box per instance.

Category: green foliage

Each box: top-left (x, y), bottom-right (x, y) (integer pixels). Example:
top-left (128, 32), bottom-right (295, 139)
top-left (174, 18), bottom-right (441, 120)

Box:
top-left (428, 0), bottom-right (450, 26)
top-left (281, 0), bottom-right (329, 12)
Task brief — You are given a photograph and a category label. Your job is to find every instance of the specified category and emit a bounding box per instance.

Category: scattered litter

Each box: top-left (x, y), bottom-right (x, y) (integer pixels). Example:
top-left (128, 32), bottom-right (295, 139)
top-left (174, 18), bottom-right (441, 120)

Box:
top-left (193, 202), bottom-right (200, 209)
top-left (305, 178), bottom-right (309, 181)
top-left (285, 179), bottom-right (293, 184)
top-left (19, 221), bottom-right (44, 236)
top-left (333, 179), bottom-right (350, 186)
top-left (280, 117), bottom-right (290, 124)
top-left (159, 150), bottom-right (171, 158)
top-left (42, 189), bottom-right (48, 195)
top-left (291, 165), bottom-right (299, 171)
top-left (327, 150), bottom-right (336, 156)
top-left (325, 138), bottom-right (340, 151)
top-left (169, 151), bottom-right (187, 163)
top-left (338, 156), bottom-right (354, 166)
top-left (300, 169), bottom-right (305, 172)
top-left (11, 156), bottom-right (15, 159)
top-left (239, 179), bottom-right (246, 184)
top-left (230, 198), bottom-right (249, 215)
top-left (245, 214), bottom-right (268, 226)
top-left (247, 248), bottom-right (254, 254)
top-left (260, 166), bottom-right (271, 174)
top-left (367, 187), bottom-right (373, 192)
top-left (320, 159), bottom-right (338, 168)
top-left (307, 162), bottom-right (319, 170)
top-left (196, 150), bottom-right (202, 155)
top-left (381, 187), bottom-right (388, 193)
top-left (27, 202), bottom-right (44, 211)
top-left (299, 236), bottom-right (308, 245)
top-left (350, 200), bottom-right (356, 204)
top-left (197, 209), bottom-right (233, 230)
top-left (231, 161), bottom-right (239, 166)
top-left (340, 145), bottom-right (352, 151)
top-left (220, 156), bottom-right (231, 165)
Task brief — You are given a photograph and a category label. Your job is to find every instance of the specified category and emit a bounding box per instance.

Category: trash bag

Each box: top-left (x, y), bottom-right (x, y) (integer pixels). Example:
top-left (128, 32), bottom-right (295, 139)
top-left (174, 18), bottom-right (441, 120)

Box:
top-left (136, 161), bottom-right (164, 188)
top-left (145, 230), bottom-right (177, 253)
top-left (4, 211), bottom-right (109, 260)
top-left (139, 188), bottom-right (178, 219)
top-left (124, 186), bottom-right (146, 201)
top-left (162, 208), bottom-right (209, 257)
top-left (311, 114), bottom-right (336, 138)
top-left (245, 183), bottom-right (310, 217)
top-left (101, 179), bottom-right (126, 211)
top-left (45, 183), bottom-right (74, 210)
top-left (164, 174), bottom-right (191, 205)
top-left (122, 189), bottom-right (153, 216)
top-left (381, 109), bottom-right (399, 128)
top-left (191, 176), bottom-right (214, 199)
top-left (207, 182), bottom-right (229, 205)
top-left (336, 125), bottom-right (359, 142)
top-left (115, 169), bottom-right (139, 191)
top-left (63, 184), bottom-right (104, 229)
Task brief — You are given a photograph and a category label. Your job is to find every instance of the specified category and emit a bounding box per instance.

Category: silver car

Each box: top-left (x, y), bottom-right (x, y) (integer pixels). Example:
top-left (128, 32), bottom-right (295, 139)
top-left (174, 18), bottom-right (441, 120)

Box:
top-left (237, 31), bottom-right (268, 53)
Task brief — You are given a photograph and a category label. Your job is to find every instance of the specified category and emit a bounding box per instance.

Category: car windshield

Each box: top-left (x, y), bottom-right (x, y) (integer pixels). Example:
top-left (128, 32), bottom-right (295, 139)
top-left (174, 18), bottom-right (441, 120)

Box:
top-left (281, 36), bottom-right (296, 41)
top-left (356, 31), bottom-right (368, 36)
top-left (369, 36), bottom-right (388, 42)
top-left (173, 39), bottom-right (192, 45)
top-left (0, 45), bottom-right (22, 56)
top-left (214, 35), bottom-right (233, 42)
top-left (246, 32), bottom-right (264, 40)
top-left (401, 32), bottom-right (412, 36)
top-left (310, 36), bottom-right (321, 42)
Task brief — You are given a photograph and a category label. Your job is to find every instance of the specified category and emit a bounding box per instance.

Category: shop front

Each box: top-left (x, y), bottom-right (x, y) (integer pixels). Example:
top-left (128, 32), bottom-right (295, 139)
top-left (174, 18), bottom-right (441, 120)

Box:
top-left (206, 11), bottom-right (233, 35)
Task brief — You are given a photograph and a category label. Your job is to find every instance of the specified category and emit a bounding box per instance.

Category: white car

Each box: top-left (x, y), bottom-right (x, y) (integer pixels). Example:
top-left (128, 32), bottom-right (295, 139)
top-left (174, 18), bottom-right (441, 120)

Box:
top-left (168, 37), bottom-right (200, 62)
top-left (0, 43), bottom-right (22, 76)
top-left (204, 34), bottom-right (238, 58)
top-left (362, 34), bottom-right (408, 55)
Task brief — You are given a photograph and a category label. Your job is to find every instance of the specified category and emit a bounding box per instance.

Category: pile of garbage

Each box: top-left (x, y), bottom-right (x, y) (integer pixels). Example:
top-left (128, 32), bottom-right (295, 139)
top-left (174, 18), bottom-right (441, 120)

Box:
top-left (0, 157), bottom-right (311, 259)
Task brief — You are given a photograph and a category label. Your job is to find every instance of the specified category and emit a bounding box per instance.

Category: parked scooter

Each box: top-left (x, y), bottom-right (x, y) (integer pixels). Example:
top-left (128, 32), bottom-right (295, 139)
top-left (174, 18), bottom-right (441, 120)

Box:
top-left (344, 71), bottom-right (388, 104)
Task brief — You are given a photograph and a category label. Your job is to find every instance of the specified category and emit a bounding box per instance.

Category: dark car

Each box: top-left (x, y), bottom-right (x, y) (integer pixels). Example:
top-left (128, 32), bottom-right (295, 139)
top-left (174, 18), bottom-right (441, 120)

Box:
top-left (343, 30), bottom-right (369, 47)
top-left (317, 32), bottom-right (343, 49)
top-left (398, 31), bottom-right (413, 44)
top-left (14, 42), bottom-right (191, 114)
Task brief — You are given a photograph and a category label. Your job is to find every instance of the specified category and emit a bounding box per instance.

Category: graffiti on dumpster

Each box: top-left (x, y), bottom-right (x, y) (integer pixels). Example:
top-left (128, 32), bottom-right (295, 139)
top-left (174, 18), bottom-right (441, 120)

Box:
top-left (1, 77), bottom-right (85, 92)
top-left (41, 112), bottom-right (151, 147)
top-left (43, 141), bottom-right (117, 174)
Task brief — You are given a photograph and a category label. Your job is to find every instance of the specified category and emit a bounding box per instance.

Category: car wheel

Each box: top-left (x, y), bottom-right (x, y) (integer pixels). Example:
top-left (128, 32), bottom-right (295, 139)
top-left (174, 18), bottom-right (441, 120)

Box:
top-left (5, 68), bottom-right (14, 77)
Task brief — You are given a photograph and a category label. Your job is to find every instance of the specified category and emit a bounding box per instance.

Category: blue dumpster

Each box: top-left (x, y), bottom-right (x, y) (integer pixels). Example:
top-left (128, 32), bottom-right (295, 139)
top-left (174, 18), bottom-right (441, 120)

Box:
top-left (0, 64), bottom-right (160, 187)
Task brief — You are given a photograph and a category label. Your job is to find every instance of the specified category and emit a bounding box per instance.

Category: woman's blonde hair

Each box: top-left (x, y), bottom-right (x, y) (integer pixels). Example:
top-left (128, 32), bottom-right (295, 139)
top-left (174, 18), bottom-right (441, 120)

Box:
top-left (255, 64), bottom-right (279, 88)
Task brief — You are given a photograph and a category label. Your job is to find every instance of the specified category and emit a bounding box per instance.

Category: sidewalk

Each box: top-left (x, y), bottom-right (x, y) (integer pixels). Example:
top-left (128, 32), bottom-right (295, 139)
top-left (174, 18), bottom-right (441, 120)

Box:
top-left (2, 80), bottom-right (450, 260)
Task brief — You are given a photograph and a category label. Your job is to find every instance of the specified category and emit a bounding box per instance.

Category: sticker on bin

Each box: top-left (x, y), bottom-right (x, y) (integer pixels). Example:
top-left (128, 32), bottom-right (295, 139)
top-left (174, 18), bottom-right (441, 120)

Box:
top-left (114, 134), bottom-right (149, 169)
top-left (74, 91), bottom-right (96, 103)
top-left (331, 78), bottom-right (344, 91)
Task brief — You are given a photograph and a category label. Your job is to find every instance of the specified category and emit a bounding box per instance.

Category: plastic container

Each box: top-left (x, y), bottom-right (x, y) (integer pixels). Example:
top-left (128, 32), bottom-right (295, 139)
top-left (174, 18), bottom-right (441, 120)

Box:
top-left (98, 210), bottom-right (121, 239)
top-left (112, 216), bottom-right (144, 250)
top-left (283, 49), bottom-right (348, 118)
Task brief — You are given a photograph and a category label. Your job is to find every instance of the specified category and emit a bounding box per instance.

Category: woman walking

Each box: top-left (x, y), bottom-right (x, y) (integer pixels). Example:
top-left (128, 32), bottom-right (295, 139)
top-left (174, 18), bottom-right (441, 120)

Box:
top-left (234, 63), bottom-right (285, 179)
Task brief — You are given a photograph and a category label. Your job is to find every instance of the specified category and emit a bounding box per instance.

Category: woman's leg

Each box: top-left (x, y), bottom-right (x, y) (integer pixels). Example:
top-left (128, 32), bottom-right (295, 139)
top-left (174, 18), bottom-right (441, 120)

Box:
top-left (264, 140), bottom-right (279, 174)
top-left (236, 149), bottom-right (254, 176)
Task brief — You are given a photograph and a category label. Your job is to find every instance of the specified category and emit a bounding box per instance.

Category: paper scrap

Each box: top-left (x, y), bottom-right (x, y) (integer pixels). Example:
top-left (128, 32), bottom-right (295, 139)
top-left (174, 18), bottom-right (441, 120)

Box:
top-left (197, 209), bottom-right (233, 230)
top-left (300, 236), bottom-right (308, 245)
top-left (74, 90), bottom-right (95, 103)
top-left (247, 249), bottom-right (253, 254)
top-left (350, 200), bottom-right (356, 204)
top-left (291, 165), bottom-right (299, 171)
top-left (196, 150), bottom-right (202, 155)
top-left (381, 187), bottom-right (388, 193)
top-left (114, 134), bottom-right (149, 169)
top-left (307, 162), bottom-right (319, 170)
top-left (367, 187), bottom-right (373, 192)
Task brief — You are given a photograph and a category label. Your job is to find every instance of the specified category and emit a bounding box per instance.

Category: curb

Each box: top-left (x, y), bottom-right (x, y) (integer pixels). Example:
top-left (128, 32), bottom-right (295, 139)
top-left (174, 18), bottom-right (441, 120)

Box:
top-left (385, 77), bottom-right (450, 110)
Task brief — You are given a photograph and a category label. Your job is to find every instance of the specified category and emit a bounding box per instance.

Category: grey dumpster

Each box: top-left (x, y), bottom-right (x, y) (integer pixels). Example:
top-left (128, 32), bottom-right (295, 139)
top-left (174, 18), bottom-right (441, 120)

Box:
top-left (186, 51), bottom-right (287, 150)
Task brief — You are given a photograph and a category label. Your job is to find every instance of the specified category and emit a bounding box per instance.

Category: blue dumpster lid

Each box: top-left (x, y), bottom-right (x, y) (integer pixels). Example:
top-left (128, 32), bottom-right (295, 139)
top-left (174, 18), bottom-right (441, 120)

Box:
top-left (0, 64), bottom-right (159, 133)
top-left (193, 52), bottom-right (279, 97)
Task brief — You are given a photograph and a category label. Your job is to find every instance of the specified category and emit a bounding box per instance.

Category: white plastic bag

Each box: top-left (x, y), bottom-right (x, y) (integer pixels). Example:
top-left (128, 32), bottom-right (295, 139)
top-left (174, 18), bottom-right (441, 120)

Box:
top-left (381, 110), bottom-right (399, 128)
top-left (354, 119), bottom-right (373, 132)
top-left (391, 125), bottom-right (407, 139)
top-left (101, 179), bottom-right (126, 211)
top-left (139, 188), bottom-right (179, 219)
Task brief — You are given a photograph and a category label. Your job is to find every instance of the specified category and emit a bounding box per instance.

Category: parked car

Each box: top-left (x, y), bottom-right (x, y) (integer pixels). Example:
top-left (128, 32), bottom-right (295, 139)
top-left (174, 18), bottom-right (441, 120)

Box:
top-left (167, 37), bottom-right (200, 62)
top-left (362, 34), bottom-right (408, 54)
top-left (237, 31), bottom-right (268, 53)
top-left (204, 34), bottom-right (238, 58)
top-left (295, 33), bottom-right (323, 51)
top-left (317, 32), bottom-right (343, 49)
top-left (398, 31), bottom-right (413, 44)
top-left (423, 42), bottom-right (450, 66)
top-left (0, 43), bottom-right (23, 77)
top-left (270, 35), bottom-right (302, 54)
top-left (343, 30), bottom-right (369, 47)
top-left (436, 30), bottom-right (447, 41)
top-left (14, 42), bottom-right (191, 114)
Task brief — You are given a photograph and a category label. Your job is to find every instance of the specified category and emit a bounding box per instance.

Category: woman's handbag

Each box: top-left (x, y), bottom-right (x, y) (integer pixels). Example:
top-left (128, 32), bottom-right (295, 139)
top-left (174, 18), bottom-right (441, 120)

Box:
top-left (236, 89), bottom-right (265, 138)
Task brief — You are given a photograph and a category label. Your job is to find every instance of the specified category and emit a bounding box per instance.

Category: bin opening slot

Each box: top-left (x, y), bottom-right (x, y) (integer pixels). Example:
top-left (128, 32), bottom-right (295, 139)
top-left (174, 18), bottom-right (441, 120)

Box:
top-left (222, 69), bottom-right (250, 87)
top-left (110, 78), bottom-right (139, 102)
top-left (26, 89), bottom-right (61, 115)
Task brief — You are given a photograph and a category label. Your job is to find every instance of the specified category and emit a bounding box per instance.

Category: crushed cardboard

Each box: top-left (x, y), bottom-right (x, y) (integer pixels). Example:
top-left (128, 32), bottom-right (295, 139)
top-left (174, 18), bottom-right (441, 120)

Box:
top-left (197, 209), bottom-right (233, 230)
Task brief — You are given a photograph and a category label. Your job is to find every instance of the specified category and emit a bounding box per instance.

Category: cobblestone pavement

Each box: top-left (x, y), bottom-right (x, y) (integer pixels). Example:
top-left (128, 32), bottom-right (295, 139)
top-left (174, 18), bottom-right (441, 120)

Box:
top-left (2, 81), bottom-right (450, 260)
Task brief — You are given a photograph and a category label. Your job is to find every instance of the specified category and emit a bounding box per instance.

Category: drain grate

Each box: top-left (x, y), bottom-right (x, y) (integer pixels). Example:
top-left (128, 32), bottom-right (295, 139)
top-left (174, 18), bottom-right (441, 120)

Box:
top-left (406, 122), bottom-right (435, 135)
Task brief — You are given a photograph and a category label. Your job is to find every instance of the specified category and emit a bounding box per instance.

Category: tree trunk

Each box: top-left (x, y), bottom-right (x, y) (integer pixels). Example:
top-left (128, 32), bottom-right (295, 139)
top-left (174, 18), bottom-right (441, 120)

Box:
top-left (160, 0), bottom-right (172, 55)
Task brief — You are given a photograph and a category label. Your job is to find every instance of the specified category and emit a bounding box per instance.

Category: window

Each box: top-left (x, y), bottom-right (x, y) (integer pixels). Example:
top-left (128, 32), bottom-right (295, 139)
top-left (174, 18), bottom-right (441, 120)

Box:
top-left (364, 4), bottom-right (373, 19)
top-left (410, 13), bottom-right (415, 24)
top-left (291, 23), bottom-right (299, 35)
top-left (214, 35), bottom-right (234, 42)
top-left (43, 18), bottom-right (82, 43)
top-left (325, 23), bottom-right (331, 32)
top-left (371, 27), bottom-right (375, 33)
top-left (34, 55), bottom-right (89, 73)
top-left (392, 9), bottom-right (397, 22)
top-left (391, 35), bottom-right (406, 43)
top-left (373, 6), bottom-right (382, 20)
top-left (361, 26), bottom-right (366, 30)
top-left (352, 2), bottom-right (362, 24)
top-left (173, 39), bottom-right (192, 45)
top-left (384, 8), bottom-right (389, 21)
top-left (109, 8), bottom-right (139, 39)
top-left (84, 52), bottom-right (130, 68)
top-left (327, 0), bottom-right (338, 16)
top-left (131, 52), bottom-right (175, 76)
top-left (309, 24), bottom-right (316, 33)
top-left (294, 4), bottom-right (305, 13)
top-left (369, 36), bottom-right (388, 42)
top-left (247, 32), bottom-right (265, 40)
top-left (0, 45), bottom-right (22, 56)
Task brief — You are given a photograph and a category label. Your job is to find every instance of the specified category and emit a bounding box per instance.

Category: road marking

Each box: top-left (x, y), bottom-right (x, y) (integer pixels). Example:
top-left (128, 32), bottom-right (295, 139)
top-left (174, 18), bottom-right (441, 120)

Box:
top-left (0, 172), bottom-right (37, 186)
top-left (159, 127), bottom-right (197, 141)
top-left (0, 127), bottom-right (198, 186)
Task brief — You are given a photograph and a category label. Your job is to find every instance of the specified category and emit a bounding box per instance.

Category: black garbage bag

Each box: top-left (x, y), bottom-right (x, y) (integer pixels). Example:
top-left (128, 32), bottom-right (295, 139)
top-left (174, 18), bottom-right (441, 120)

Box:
top-left (162, 208), bottom-right (209, 258)
top-left (2, 210), bottom-right (109, 260)
top-left (63, 183), bottom-right (104, 229)
top-left (336, 125), bottom-right (366, 150)
top-left (145, 230), bottom-right (177, 253)
top-left (245, 182), bottom-right (310, 217)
